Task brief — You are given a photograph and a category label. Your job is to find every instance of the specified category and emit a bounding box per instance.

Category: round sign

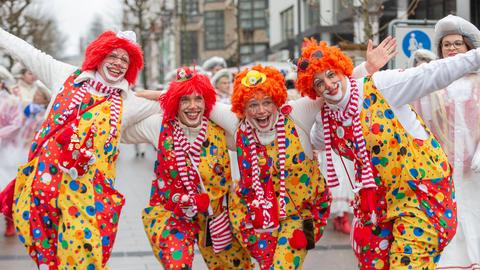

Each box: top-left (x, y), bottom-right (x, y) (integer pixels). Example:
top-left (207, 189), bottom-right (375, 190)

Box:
top-left (402, 30), bottom-right (432, 58)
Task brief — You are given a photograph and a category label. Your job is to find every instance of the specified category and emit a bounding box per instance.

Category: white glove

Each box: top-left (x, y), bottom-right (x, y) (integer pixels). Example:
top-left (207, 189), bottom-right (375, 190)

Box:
top-left (471, 147), bottom-right (480, 173)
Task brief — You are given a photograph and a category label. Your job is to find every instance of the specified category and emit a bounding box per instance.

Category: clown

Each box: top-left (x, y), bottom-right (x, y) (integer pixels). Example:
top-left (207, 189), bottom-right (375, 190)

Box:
top-left (207, 65), bottom-right (331, 270)
top-left (0, 28), bottom-right (159, 269)
top-left (300, 37), bottom-right (480, 269)
top-left (122, 67), bottom-right (252, 270)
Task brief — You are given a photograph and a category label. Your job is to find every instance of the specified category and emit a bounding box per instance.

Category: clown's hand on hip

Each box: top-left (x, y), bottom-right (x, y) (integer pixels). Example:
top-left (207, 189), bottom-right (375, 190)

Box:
top-left (365, 36), bottom-right (397, 75)
top-left (471, 145), bottom-right (480, 173)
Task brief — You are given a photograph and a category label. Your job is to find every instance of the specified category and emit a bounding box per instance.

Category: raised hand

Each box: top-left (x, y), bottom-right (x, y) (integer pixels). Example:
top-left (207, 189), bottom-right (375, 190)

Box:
top-left (365, 36), bottom-right (398, 74)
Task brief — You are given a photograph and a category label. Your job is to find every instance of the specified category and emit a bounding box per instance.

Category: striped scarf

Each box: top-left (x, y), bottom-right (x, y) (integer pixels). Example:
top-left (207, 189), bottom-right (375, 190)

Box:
top-left (172, 117), bottom-right (208, 216)
top-left (322, 76), bottom-right (376, 190)
top-left (245, 112), bottom-right (287, 229)
top-left (56, 79), bottom-right (122, 146)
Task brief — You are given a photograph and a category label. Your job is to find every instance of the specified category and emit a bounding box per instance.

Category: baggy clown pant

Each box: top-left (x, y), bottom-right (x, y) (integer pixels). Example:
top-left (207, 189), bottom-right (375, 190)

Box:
top-left (142, 202), bottom-right (253, 270)
top-left (11, 93), bottom-right (124, 270)
top-left (228, 189), bottom-right (331, 270)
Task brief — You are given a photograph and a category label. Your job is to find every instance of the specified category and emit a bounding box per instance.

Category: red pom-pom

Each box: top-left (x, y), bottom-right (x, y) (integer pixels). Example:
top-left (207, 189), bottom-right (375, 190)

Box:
top-left (194, 193), bottom-right (210, 213)
top-left (353, 224), bottom-right (371, 247)
top-left (280, 105), bottom-right (292, 115)
top-left (289, 229), bottom-right (307, 249)
top-left (56, 127), bottom-right (74, 145)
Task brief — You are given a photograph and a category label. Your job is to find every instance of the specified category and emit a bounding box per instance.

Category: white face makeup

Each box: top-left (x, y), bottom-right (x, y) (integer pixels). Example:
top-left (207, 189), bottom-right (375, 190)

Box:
top-left (97, 48), bottom-right (130, 84)
top-left (244, 95), bottom-right (279, 132)
top-left (313, 70), bottom-right (347, 104)
top-left (177, 93), bottom-right (205, 128)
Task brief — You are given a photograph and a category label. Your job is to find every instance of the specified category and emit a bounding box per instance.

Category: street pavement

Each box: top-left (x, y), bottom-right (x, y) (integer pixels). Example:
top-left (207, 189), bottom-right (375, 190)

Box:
top-left (0, 144), bottom-right (356, 270)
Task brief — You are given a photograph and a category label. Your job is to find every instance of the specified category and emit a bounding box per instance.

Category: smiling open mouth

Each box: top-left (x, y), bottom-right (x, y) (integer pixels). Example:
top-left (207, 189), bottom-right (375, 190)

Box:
top-left (254, 115), bottom-right (271, 129)
top-left (185, 111), bottom-right (201, 120)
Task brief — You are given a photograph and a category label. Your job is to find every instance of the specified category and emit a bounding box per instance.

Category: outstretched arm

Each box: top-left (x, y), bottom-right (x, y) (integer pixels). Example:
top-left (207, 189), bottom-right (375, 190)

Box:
top-left (374, 48), bottom-right (480, 107)
top-left (121, 114), bottom-right (161, 146)
top-left (288, 97), bottom-right (323, 135)
top-left (121, 92), bottom-right (162, 128)
top-left (0, 28), bottom-right (75, 94)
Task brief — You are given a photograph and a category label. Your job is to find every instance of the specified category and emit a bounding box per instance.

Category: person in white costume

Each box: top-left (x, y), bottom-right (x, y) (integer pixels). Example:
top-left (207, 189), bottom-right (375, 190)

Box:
top-left (425, 15), bottom-right (480, 270)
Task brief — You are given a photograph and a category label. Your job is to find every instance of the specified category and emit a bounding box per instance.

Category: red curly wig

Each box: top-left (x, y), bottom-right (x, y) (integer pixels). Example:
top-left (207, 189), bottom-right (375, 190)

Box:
top-left (160, 67), bottom-right (216, 121)
top-left (81, 31), bottom-right (144, 85)
top-left (231, 65), bottom-right (287, 118)
top-left (296, 38), bottom-right (354, 99)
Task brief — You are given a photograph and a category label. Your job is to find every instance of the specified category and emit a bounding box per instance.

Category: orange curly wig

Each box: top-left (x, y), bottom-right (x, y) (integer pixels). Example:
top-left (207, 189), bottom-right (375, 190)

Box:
top-left (160, 67), bottom-right (216, 121)
top-left (231, 65), bottom-right (287, 118)
top-left (81, 31), bottom-right (144, 85)
top-left (296, 38), bottom-right (353, 99)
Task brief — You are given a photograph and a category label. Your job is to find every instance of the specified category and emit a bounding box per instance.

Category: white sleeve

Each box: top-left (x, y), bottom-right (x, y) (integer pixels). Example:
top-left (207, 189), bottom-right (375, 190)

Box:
top-left (310, 112), bottom-right (325, 151)
top-left (120, 114), bottom-right (161, 146)
top-left (373, 48), bottom-right (480, 107)
top-left (209, 102), bottom-right (238, 138)
top-left (0, 28), bottom-right (75, 94)
top-left (352, 62), bottom-right (368, 79)
top-left (121, 92), bottom-right (162, 128)
top-left (288, 97), bottom-right (322, 134)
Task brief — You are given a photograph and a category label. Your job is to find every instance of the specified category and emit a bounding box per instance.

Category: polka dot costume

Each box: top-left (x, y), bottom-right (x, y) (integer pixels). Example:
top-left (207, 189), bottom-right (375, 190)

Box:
top-left (326, 78), bottom-right (457, 269)
top-left (12, 71), bottom-right (125, 270)
top-left (232, 115), bottom-right (331, 270)
top-left (142, 119), bottom-right (252, 270)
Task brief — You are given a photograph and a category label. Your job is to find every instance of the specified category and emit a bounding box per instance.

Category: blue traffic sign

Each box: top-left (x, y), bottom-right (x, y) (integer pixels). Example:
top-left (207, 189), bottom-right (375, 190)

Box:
top-left (402, 30), bottom-right (432, 58)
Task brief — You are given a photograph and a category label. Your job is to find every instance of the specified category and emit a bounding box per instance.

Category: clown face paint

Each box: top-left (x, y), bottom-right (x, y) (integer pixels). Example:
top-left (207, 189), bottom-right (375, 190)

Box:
top-left (97, 48), bottom-right (130, 84)
top-left (177, 93), bottom-right (205, 127)
top-left (245, 95), bottom-right (279, 132)
top-left (313, 70), bottom-right (347, 104)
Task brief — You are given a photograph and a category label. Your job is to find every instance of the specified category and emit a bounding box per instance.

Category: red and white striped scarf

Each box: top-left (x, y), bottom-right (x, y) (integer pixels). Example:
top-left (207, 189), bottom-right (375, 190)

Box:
top-left (322, 76), bottom-right (376, 189)
top-left (172, 117), bottom-right (209, 215)
top-left (246, 112), bottom-right (287, 228)
top-left (56, 79), bottom-right (122, 146)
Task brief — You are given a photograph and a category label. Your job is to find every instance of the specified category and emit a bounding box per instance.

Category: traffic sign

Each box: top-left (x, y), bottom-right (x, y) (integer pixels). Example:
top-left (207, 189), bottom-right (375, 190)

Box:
top-left (388, 19), bottom-right (437, 69)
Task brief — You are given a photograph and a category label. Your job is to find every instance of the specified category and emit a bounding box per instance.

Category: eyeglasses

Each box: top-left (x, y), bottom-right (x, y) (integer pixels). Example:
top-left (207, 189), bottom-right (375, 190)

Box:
top-left (441, 40), bottom-right (465, 49)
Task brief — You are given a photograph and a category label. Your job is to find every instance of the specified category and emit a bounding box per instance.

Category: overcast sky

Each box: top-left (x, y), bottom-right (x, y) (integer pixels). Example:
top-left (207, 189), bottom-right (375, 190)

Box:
top-left (40, 0), bottom-right (123, 56)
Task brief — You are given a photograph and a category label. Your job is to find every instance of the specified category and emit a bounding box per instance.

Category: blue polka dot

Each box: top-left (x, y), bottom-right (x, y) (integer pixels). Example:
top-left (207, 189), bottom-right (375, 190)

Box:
top-left (175, 232), bottom-right (184, 240)
top-left (258, 239), bottom-right (267, 249)
top-left (18, 234), bottom-right (25, 243)
top-left (33, 228), bottom-right (42, 238)
top-left (299, 152), bottom-right (305, 161)
top-left (87, 263), bottom-right (95, 270)
top-left (242, 160), bottom-right (251, 169)
top-left (38, 161), bottom-right (45, 172)
top-left (95, 201), bottom-right (104, 212)
top-left (84, 228), bottom-right (92, 239)
top-left (69, 180), bottom-right (79, 191)
top-left (384, 109), bottom-right (394, 119)
top-left (431, 139), bottom-right (439, 148)
top-left (371, 157), bottom-right (380, 165)
top-left (409, 169), bottom-right (418, 178)
top-left (278, 237), bottom-right (287, 245)
top-left (53, 102), bottom-right (61, 111)
top-left (413, 227), bottom-right (424, 236)
top-left (102, 236), bottom-right (110, 246)
top-left (86, 206), bottom-right (96, 216)
top-left (22, 211), bottom-right (30, 220)
top-left (380, 228), bottom-right (391, 238)
top-left (444, 209), bottom-right (453, 219)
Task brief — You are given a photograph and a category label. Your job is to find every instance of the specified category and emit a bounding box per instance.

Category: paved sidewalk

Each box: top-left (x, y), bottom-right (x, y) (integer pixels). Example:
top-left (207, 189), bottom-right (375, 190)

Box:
top-left (0, 144), bottom-right (356, 269)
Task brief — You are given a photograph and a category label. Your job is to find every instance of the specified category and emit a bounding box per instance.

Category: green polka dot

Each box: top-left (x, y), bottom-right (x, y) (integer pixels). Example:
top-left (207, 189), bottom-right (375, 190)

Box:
top-left (82, 111), bottom-right (93, 120)
top-left (42, 238), bottom-right (51, 249)
top-left (293, 256), bottom-right (301, 267)
top-left (300, 174), bottom-right (308, 183)
top-left (170, 170), bottom-right (178, 178)
top-left (162, 229), bottom-right (170, 238)
top-left (172, 250), bottom-right (183, 260)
